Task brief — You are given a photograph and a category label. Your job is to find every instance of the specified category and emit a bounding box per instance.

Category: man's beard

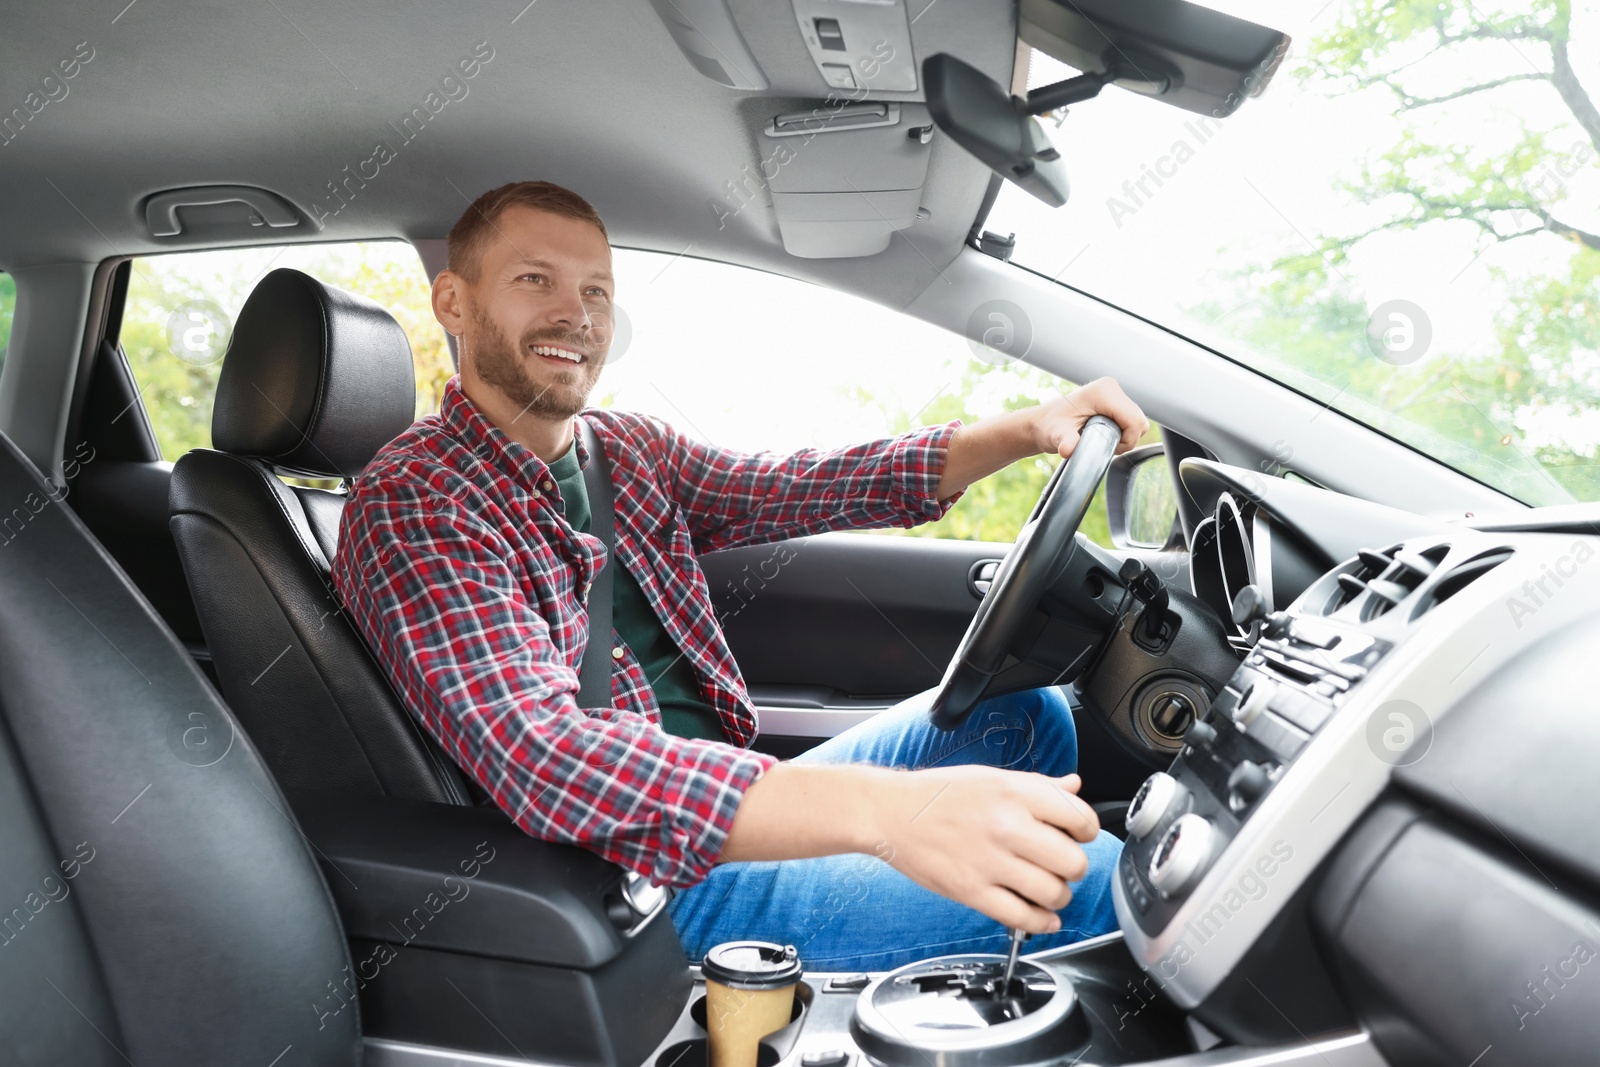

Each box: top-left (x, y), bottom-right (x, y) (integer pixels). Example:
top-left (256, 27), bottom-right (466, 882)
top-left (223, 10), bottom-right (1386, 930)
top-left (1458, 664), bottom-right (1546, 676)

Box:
top-left (468, 304), bottom-right (604, 420)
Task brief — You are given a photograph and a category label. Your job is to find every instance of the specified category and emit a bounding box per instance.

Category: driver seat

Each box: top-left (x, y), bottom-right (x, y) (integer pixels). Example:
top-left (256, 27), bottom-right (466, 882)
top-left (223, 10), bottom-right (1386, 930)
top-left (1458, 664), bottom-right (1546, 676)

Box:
top-left (169, 267), bottom-right (476, 807)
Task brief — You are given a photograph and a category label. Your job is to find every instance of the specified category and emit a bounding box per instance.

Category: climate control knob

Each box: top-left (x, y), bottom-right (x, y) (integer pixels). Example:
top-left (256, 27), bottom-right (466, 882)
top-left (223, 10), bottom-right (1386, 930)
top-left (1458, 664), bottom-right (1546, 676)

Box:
top-left (1125, 771), bottom-right (1182, 840)
top-left (1227, 760), bottom-right (1272, 811)
top-left (1183, 719), bottom-right (1218, 750)
top-left (1149, 813), bottom-right (1216, 899)
top-left (1232, 680), bottom-right (1274, 728)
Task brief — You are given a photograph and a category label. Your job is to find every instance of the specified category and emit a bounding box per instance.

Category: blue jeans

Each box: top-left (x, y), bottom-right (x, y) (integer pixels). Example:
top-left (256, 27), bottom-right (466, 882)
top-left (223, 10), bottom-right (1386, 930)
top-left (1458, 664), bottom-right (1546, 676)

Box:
top-left (667, 687), bottom-right (1123, 972)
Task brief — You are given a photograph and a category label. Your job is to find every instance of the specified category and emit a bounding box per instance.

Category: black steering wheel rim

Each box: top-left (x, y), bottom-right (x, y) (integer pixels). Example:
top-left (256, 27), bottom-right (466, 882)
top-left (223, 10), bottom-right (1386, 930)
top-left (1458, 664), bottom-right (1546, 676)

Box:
top-left (928, 415), bottom-right (1123, 730)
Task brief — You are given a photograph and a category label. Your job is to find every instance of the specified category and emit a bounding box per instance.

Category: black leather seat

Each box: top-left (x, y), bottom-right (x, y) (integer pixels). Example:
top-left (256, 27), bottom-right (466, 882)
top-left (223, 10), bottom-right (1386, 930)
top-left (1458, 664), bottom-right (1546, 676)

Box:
top-left (0, 428), bottom-right (361, 1065)
top-left (169, 267), bottom-right (473, 806)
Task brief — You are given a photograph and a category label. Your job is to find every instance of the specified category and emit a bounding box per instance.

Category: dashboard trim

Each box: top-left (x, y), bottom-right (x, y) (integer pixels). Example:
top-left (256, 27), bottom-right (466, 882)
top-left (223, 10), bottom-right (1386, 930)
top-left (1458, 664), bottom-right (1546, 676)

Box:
top-left (756, 703), bottom-right (891, 737)
top-left (1114, 531), bottom-right (1600, 1009)
top-left (1135, 1030), bottom-right (1387, 1066)
top-left (365, 1038), bottom-right (565, 1067)
top-left (1251, 512), bottom-right (1274, 613)
top-left (1214, 494), bottom-right (1255, 638)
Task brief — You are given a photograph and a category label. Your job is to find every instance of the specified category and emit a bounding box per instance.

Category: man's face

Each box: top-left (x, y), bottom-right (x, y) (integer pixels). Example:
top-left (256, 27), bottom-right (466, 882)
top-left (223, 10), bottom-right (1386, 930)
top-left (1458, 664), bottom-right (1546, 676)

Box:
top-left (451, 205), bottom-right (615, 420)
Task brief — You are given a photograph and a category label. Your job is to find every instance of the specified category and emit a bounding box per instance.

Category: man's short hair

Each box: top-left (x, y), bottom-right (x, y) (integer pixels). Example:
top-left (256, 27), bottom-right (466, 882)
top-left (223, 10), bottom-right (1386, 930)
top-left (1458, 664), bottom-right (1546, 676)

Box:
top-left (446, 181), bottom-right (609, 281)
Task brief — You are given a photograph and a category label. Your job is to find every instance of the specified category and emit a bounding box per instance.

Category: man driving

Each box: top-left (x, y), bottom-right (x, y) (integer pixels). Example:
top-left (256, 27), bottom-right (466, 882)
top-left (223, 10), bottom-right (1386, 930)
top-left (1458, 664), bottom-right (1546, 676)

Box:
top-left (333, 180), bottom-right (1148, 972)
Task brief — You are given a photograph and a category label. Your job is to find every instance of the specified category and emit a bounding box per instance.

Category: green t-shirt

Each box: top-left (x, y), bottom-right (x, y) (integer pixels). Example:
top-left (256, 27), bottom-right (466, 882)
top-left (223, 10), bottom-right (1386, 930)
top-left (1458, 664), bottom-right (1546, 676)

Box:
top-left (547, 443), bottom-right (726, 743)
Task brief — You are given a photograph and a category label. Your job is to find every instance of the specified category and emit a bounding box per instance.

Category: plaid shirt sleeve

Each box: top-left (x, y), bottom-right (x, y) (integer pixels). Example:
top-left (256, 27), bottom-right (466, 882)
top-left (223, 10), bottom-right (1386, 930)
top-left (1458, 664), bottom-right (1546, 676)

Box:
top-left (627, 415), bottom-right (964, 553)
top-left (339, 478), bottom-right (776, 888)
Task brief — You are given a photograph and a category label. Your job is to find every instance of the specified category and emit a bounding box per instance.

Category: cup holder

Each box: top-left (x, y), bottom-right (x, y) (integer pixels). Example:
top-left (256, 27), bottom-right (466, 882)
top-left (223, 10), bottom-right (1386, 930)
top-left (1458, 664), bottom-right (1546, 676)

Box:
top-left (656, 1039), bottom-right (780, 1067)
top-left (673, 981), bottom-right (812, 1066)
top-left (689, 982), bottom-right (810, 1029)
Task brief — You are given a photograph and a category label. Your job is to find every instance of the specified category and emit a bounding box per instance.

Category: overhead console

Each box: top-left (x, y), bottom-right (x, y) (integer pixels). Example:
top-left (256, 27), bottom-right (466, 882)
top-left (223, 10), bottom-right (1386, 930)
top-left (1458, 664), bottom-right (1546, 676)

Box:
top-left (759, 101), bottom-right (934, 258)
top-left (791, 0), bottom-right (918, 92)
top-left (1113, 522), bottom-right (1600, 1048)
top-left (645, 0), bottom-right (944, 259)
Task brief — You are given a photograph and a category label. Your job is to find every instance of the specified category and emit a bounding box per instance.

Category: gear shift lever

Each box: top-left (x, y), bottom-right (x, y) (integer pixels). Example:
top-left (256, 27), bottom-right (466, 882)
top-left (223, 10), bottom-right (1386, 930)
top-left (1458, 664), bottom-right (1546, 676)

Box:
top-left (999, 928), bottom-right (1029, 996)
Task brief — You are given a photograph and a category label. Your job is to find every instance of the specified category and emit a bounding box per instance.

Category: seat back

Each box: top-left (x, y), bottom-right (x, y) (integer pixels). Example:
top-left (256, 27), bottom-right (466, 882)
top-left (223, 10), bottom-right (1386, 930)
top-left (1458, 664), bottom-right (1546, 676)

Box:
top-left (0, 429), bottom-right (361, 1065)
top-left (169, 267), bottom-right (471, 805)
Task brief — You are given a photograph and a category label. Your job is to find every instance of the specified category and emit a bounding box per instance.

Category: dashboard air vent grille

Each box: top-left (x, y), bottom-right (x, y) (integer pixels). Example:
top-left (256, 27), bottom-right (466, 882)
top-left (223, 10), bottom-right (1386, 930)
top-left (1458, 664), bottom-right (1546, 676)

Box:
top-left (1360, 543), bottom-right (1449, 620)
top-left (1411, 547), bottom-right (1514, 620)
top-left (1325, 543), bottom-right (1403, 614)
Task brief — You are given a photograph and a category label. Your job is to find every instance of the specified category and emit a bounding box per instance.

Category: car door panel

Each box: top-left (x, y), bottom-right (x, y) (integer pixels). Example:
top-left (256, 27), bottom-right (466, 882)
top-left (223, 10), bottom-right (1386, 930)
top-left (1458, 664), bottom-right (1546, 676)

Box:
top-left (704, 530), bottom-right (1190, 803)
top-left (703, 530), bottom-right (998, 699)
top-left (702, 531), bottom-right (999, 759)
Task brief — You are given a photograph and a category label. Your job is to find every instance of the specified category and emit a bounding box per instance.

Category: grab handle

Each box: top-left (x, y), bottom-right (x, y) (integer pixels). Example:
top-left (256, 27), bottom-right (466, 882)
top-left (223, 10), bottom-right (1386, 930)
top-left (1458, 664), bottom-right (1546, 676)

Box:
top-left (144, 185), bottom-right (305, 237)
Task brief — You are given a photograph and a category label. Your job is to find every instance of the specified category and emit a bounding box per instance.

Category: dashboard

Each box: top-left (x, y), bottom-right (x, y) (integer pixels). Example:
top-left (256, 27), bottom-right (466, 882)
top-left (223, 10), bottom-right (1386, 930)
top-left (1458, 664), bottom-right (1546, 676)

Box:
top-left (1186, 480), bottom-right (1394, 647)
top-left (1108, 459), bottom-right (1600, 1061)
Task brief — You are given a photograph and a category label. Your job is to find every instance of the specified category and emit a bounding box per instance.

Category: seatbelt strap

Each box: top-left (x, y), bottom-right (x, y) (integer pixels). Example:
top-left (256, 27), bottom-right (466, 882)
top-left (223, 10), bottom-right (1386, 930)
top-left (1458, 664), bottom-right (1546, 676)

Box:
top-left (575, 418), bottom-right (616, 708)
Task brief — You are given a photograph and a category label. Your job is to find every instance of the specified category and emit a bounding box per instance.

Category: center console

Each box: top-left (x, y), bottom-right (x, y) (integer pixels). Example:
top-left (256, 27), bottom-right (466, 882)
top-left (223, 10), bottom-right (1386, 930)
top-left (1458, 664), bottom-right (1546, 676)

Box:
top-left (1117, 612), bottom-right (1390, 938)
top-left (606, 933), bottom-right (1384, 1067)
top-left (1111, 529), bottom-right (1600, 1038)
top-left (635, 934), bottom-right (1194, 1067)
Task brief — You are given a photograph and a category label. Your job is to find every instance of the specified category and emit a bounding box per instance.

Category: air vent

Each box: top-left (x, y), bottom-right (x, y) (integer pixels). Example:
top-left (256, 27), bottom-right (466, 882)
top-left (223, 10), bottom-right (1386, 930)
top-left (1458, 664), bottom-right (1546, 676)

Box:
top-left (1360, 544), bottom-right (1449, 620)
top-left (1331, 546), bottom-right (1395, 609)
top-left (1319, 542), bottom-right (1449, 619)
top-left (1320, 544), bottom-right (1399, 614)
top-left (1410, 547), bottom-right (1514, 620)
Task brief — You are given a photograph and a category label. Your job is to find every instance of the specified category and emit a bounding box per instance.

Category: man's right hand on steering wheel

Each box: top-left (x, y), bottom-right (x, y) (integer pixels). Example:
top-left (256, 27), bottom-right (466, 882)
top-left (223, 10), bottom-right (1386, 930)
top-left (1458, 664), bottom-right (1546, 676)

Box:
top-left (934, 377), bottom-right (1149, 503)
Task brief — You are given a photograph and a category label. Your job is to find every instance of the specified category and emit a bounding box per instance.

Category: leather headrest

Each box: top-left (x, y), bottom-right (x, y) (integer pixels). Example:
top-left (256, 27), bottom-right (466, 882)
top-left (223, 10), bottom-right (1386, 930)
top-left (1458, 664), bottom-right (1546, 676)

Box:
top-left (211, 267), bottom-right (416, 478)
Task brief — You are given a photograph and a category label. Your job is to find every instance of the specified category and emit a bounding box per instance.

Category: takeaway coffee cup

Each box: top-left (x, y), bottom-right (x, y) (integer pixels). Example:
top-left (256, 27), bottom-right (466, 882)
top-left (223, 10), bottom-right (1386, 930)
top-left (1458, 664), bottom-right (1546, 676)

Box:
top-left (701, 941), bottom-right (803, 1067)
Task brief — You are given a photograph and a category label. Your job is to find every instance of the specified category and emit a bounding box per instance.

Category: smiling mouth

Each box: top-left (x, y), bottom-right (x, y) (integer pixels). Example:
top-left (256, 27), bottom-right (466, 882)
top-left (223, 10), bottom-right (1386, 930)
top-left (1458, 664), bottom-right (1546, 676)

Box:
top-left (529, 343), bottom-right (586, 365)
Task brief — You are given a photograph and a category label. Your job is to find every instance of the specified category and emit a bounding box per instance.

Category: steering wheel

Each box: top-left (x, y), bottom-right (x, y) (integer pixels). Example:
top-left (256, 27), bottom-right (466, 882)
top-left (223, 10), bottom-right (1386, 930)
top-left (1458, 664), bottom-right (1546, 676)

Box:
top-left (929, 415), bottom-right (1123, 730)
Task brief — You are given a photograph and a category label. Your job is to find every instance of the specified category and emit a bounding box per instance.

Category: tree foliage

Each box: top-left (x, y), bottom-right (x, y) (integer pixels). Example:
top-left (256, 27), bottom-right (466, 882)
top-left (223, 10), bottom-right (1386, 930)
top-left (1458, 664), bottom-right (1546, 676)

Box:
top-left (869, 357), bottom-right (1160, 547)
top-left (121, 244), bottom-right (452, 461)
top-left (1211, 0), bottom-right (1600, 504)
top-left (0, 273), bottom-right (15, 370)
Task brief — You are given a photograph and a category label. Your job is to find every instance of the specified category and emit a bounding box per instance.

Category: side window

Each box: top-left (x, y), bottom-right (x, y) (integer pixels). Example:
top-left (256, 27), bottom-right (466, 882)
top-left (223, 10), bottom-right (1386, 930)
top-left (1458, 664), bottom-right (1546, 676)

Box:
top-left (120, 241), bottom-right (451, 460)
top-left (0, 271), bottom-right (15, 372)
top-left (597, 249), bottom-right (1157, 545)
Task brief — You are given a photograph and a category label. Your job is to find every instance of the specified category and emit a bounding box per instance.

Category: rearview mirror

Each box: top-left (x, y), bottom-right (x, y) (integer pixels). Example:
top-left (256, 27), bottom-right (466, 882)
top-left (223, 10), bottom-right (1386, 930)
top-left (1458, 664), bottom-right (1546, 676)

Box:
top-left (924, 0), bottom-right (1288, 206)
top-left (922, 53), bottom-right (1070, 209)
top-left (1020, 0), bottom-right (1290, 118)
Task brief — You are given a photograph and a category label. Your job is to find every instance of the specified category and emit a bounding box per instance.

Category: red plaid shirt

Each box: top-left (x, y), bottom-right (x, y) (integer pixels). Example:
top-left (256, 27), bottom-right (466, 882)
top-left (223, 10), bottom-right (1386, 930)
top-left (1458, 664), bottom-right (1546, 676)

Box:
top-left (332, 375), bottom-right (959, 887)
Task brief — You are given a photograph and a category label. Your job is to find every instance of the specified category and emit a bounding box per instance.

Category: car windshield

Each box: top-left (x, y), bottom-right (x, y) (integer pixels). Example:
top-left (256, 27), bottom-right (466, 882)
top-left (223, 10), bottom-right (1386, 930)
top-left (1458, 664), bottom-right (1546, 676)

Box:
top-left (986, 0), bottom-right (1599, 506)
